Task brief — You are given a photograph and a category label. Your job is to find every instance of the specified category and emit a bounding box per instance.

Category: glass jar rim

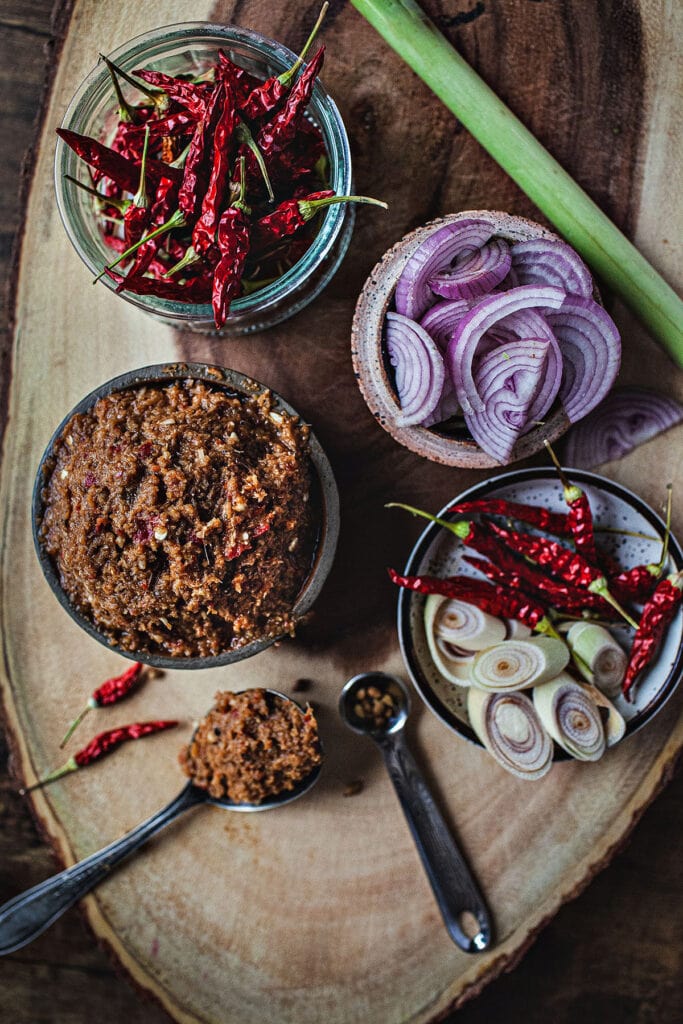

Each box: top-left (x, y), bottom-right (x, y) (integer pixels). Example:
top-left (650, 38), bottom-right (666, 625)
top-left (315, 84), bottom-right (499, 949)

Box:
top-left (53, 20), bottom-right (353, 322)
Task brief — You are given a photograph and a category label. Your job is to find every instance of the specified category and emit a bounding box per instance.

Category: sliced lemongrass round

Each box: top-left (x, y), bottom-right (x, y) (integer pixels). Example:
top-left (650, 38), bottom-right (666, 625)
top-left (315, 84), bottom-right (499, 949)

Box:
top-left (575, 680), bottom-right (625, 747)
top-left (469, 637), bottom-right (570, 692)
top-left (424, 595), bottom-right (474, 684)
top-left (566, 622), bottom-right (627, 698)
top-left (431, 594), bottom-right (506, 651)
top-left (467, 688), bottom-right (553, 780)
top-left (505, 618), bottom-right (532, 640)
top-left (533, 672), bottom-right (606, 761)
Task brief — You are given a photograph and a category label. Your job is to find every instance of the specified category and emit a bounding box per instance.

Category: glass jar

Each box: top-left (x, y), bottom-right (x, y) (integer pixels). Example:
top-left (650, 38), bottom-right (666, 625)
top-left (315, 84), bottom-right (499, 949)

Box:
top-left (54, 22), bottom-right (354, 334)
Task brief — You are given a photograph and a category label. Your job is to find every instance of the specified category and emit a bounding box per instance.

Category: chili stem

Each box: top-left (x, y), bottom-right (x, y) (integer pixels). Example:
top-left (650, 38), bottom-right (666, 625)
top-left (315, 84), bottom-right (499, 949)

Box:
top-left (20, 758), bottom-right (78, 794)
top-left (385, 501), bottom-right (468, 538)
top-left (235, 122), bottom-right (274, 202)
top-left (60, 704), bottom-right (94, 748)
top-left (350, 0), bottom-right (683, 364)
top-left (64, 174), bottom-right (130, 213)
top-left (299, 194), bottom-right (388, 218)
top-left (587, 578), bottom-right (640, 630)
top-left (544, 439), bottom-right (581, 503)
top-left (165, 246), bottom-right (201, 277)
top-left (94, 207), bottom-right (185, 282)
top-left (99, 53), bottom-right (166, 109)
top-left (656, 483), bottom-right (673, 571)
top-left (101, 52), bottom-right (136, 122)
top-left (279, 3), bottom-right (330, 87)
top-left (133, 126), bottom-right (151, 209)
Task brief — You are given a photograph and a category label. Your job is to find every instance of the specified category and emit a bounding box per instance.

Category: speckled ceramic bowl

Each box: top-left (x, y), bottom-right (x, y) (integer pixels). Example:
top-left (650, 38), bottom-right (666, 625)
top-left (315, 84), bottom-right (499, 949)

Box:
top-left (32, 363), bottom-right (340, 669)
top-left (397, 468), bottom-right (683, 752)
top-left (351, 210), bottom-right (584, 469)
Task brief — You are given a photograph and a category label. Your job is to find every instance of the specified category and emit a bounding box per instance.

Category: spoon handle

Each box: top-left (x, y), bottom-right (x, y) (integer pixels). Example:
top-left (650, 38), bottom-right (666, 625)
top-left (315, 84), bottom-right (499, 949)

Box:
top-left (380, 733), bottom-right (492, 952)
top-left (0, 783), bottom-right (202, 956)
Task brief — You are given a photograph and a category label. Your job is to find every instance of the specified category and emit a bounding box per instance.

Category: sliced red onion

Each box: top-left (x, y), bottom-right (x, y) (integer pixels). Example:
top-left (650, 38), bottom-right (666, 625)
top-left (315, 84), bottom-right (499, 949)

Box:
top-left (545, 296), bottom-right (621, 422)
top-left (428, 239), bottom-right (511, 301)
top-left (563, 387), bottom-right (683, 468)
top-left (465, 338), bottom-right (551, 461)
top-left (420, 298), bottom-right (473, 352)
top-left (498, 309), bottom-right (563, 426)
top-left (422, 373), bottom-right (461, 427)
top-left (447, 285), bottom-right (565, 415)
top-left (395, 219), bottom-right (494, 320)
top-left (385, 312), bottom-right (445, 426)
top-left (511, 238), bottom-right (593, 297)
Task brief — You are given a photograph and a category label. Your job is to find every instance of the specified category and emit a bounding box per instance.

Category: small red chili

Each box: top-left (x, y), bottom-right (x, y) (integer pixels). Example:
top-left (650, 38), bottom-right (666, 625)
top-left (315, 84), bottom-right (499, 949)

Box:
top-left (622, 571), bottom-right (683, 701)
top-left (544, 440), bottom-right (599, 564)
top-left (21, 720), bottom-right (178, 794)
top-left (60, 662), bottom-right (145, 747)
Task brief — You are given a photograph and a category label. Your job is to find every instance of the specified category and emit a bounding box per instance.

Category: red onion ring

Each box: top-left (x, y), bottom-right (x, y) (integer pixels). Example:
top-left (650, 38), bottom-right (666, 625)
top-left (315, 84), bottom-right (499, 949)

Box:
top-left (419, 298), bottom-right (473, 351)
top-left (545, 296), bottom-right (621, 422)
top-left (563, 387), bottom-right (683, 468)
top-left (394, 219), bottom-right (494, 320)
top-left (428, 238), bottom-right (511, 301)
top-left (511, 238), bottom-right (593, 297)
top-left (385, 312), bottom-right (445, 426)
top-left (466, 338), bottom-right (552, 461)
top-left (446, 285), bottom-right (565, 415)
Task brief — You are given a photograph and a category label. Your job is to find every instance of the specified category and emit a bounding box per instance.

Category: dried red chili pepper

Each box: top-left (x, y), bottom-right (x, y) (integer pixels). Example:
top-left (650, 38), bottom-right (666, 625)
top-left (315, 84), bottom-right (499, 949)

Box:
top-left (622, 571), bottom-right (683, 700)
top-left (106, 268), bottom-right (211, 303)
top-left (485, 521), bottom-right (639, 628)
top-left (462, 555), bottom-right (615, 617)
top-left (256, 45), bottom-right (325, 161)
top-left (119, 176), bottom-right (180, 286)
top-left (192, 80), bottom-right (239, 258)
top-left (134, 69), bottom-right (212, 118)
top-left (544, 440), bottom-right (599, 564)
top-left (238, 3), bottom-right (329, 121)
top-left (20, 720), bottom-right (178, 794)
top-left (178, 80), bottom-right (227, 221)
top-left (251, 192), bottom-right (386, 247)
top-left (59, 662), bottom-right (145, 747)
top-left (216, 49), bottom-right (263, 105)
top-left (387, 568), bottom-right (559, 636)
top-left (610, 484), bottom-right (673, 603)
top-left (210, 156), bottom-right (251, 328)
top-left (445, 498), bottom-right (572, 536)
top-left (57, 129), bottom-right (181, 194)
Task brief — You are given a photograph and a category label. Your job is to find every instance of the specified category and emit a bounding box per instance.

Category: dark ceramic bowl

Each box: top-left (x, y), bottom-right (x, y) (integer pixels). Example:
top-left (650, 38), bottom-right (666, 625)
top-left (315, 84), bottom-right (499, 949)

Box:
top-left (397, 468), bottom-right (683, 752)
top-left (32, 363), bottom-right (340, 669)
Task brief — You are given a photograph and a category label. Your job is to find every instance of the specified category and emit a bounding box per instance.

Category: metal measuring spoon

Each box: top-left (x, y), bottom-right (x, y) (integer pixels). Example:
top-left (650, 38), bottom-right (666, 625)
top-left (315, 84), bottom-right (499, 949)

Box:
top-left (339, 672), bottom-right (491, 953)
top-left (0, 690), bottom-right (321, 956)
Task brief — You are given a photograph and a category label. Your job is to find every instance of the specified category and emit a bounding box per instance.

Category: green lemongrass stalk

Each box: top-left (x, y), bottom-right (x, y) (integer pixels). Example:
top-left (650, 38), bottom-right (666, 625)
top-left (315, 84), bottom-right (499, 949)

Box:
top-left (351, 0), bottom-right (683, 365)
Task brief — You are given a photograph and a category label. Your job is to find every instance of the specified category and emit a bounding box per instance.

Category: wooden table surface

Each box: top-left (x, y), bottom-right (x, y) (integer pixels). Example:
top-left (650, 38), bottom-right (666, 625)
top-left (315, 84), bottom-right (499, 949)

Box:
top-left (1, 2), bottom-right (682, 1022)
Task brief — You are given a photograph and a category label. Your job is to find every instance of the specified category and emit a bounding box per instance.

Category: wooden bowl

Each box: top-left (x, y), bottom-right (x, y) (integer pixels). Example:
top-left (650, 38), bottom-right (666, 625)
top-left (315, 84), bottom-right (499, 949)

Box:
top-left (351, 210), bottom-right (573, 468)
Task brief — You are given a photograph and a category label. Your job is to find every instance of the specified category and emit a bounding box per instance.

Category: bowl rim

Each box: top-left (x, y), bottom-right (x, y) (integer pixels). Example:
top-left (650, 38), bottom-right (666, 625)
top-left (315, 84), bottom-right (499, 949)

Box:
top-left (53, 21), bottom-right (353, 327)
top-left (397, 466), bottom-right (683, 751)
top-left (351, 209), bottom-right (583, 469)
top-left (32, 362), bottom-right (340, 669)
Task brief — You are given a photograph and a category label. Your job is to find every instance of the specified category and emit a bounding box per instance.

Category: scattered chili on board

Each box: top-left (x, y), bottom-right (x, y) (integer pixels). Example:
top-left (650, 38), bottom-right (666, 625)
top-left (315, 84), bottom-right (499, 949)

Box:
top-left (622, 571), bottom-right (683, 701)
top-left (20, 721), bottom-right (179, 794)
top-left (59, 662), bottom-right (145, 748)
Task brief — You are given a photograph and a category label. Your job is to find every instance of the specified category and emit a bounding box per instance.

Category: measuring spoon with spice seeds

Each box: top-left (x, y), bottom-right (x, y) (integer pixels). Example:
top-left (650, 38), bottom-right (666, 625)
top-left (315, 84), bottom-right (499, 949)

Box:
top-left (339, 672), bottom-right (492, 953)
top-left (0, 690), bottom-right (321, 956)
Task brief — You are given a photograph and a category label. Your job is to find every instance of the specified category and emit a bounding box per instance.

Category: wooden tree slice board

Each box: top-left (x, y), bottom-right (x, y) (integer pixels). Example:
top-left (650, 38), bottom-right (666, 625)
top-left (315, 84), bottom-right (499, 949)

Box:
top-left (2, 1), bottom-right (682, 1022)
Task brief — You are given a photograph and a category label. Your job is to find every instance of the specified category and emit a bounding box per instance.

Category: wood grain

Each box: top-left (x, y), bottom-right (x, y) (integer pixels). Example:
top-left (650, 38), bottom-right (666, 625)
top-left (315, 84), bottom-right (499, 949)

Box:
top-left (1, 1), bottom-right (682, 1022)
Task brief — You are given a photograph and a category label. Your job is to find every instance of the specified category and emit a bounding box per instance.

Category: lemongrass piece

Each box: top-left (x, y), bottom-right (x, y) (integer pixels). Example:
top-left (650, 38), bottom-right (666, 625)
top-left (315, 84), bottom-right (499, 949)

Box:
top-left (505, 619), bottom-right (532, 641)
top-left (533, 672), bottom-right (606, 761)
top-left (470, 637), bottom-right (570, 692)
top-left (424, 595), bottom-right (475, 684)
top-left (351, 0), bottom-right (683, 364)
top-left (467, 688), bottom-right (553, 780)
top-left (431, 595), bottom-right (506, 651)
top-left (575, 680), bottom-right (626, 747)
top-left (566, 622), bottom-right (627, 698)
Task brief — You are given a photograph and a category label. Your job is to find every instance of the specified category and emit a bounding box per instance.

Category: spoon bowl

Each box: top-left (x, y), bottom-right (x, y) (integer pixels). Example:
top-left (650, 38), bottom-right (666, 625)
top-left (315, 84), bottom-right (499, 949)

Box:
top-left (0, 690), bottom-right (322, 955)
top-left (339, 672), bottom-right (410, 737)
